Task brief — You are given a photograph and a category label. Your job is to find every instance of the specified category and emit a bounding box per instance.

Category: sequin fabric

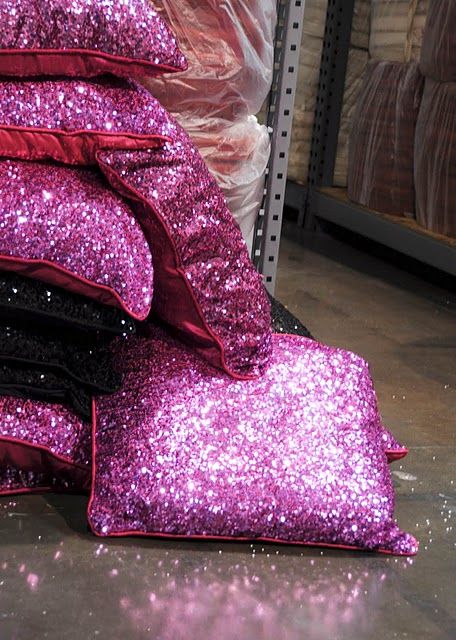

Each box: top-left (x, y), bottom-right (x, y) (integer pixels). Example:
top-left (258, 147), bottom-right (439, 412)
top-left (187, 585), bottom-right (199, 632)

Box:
top-left (0, 270), bottom-right (136, 337)
top-left (0, 160), bottom-right (153, 319)
top-left (90, 328), bottom-right (417, 555)
top-left (270, 295), bottom-right (314, 339)
top-left (381, 428), bottom-right (407, 457)
top-left (0, 466), bottom-right (77, 495)
top-left (0, 0), bottom-right (187, 73)
top-left (268, 298), bottom-right (406, 458)
top-left (0, 77), bottom-right (171, 148)
top-left (0, 76), bottom-right (271, 376)
top-left (98, 90), bottom-right (272, 377)
top-left (0, 396), bottom-right (91, 469)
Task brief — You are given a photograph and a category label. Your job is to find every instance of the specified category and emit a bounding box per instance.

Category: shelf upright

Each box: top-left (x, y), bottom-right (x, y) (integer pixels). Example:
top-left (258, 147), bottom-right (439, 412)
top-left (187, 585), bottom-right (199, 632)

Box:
top-left (284, 0), bottom-right (456, 276)
top-left (253, 0), bottom-right (307, 295)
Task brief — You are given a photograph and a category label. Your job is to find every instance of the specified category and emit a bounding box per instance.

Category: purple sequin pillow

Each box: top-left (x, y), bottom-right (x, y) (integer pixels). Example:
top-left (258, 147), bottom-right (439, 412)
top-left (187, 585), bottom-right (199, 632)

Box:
top-left (0, 78), bottom-right (169, 166)
top-left (0, 77), bottom-right (272, 379)
top-left (0, 466), bottom-right (76, 496)
top-left (0, 466), bottom-right (85, 495)
top-left (0, 395), bottom-right (92, 493)
top-left (89, 329), bottom-right (418, 555)
top-left (0, 160), bottom-right (154, 320)
top-left (0, 0), bottom-right (187, 78)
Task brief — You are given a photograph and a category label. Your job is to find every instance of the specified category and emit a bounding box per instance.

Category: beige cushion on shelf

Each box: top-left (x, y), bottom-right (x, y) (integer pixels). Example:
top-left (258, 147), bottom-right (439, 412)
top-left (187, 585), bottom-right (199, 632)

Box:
top-left (295, 35), bottom-right (324, 109)
top-left (410, 0), bottom-right (429, 61)
top-left (288, 137), bottom-right (312, 185)
top-left (334, 49), bottom-right (369, 187)
top-left (415, 79), bottom-right (456, 238)
top-left (289, 27), bottom-right (325, 185)
top-left (351, 0), bottom-right (371, 50)
top-left (420, 0), bottom-right (456, 83)
top-left (348, 60), bottom-right (424, 217)
top-left (369, 0), bottom-right (418, 62)
top-left (303, 0), bottom-right (328, 39)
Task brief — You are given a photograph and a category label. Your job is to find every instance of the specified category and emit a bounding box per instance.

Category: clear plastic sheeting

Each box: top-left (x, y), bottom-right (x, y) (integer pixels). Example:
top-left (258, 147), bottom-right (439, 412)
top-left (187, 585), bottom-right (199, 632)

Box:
top-left (142, 0), bottom-right (276, 249)
top-left (420, 0), bottom-right (456, 83)
top-left (414, 79), bottom-right (456, 238)
top-left (369, 0), bottom-right (429, 63)
top-left (348, 60), bottom-right (424, 217)
top-left (145, 0), bottom-right (276, 120)
top-left (182, 116), bottom-right (271, 248)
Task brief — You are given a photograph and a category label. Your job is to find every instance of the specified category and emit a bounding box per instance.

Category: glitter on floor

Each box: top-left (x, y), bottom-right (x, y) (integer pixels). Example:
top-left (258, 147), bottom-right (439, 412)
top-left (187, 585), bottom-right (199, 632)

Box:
top-left (0, 230), bottom-right (454, 640)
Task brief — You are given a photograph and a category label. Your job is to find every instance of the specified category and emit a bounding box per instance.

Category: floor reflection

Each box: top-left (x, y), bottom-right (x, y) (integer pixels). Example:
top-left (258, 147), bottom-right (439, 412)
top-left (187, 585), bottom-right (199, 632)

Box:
top-left (0, 525), bottom-right (415, 640)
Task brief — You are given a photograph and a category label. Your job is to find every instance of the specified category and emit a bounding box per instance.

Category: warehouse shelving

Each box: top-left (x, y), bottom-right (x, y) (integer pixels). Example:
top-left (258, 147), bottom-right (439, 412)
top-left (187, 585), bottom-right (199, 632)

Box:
top-left (284, 0), bottom-right (456, 278)
top-left (253, 0), bottom-right (307, 295)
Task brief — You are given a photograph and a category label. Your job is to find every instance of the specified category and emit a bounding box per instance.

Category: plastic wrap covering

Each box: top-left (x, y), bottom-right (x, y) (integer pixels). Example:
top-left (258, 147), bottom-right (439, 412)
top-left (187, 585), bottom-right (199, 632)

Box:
top-left (145, 0), bottom-right (276, 121)
top-left (351, 0), bottom-right (371, 50)
top-left (182, 116), bottom-right (271, 246)
top-left (288, 0), bottom-right (328, 184)
top-left (369, 0), bottom-right (429, 63)
top-left (348, 61), bottom-right (424, 216)
top-left (414, 79), bottom-right (456, 237)
top-left (420, 0), bottom-right (456, 83)
top-left (334, 49), bottom-right (369, 187)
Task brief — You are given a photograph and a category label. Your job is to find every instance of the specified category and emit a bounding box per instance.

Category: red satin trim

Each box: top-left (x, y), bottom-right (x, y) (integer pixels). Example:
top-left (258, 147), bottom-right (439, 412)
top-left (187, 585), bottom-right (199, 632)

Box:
top-left (0, 485), bottom-right (53, 496)
top-left (0, 255), bottom-right (148, 320)
top-left (0, 486), bottom-right (89, 496)
top-left (386, 449), bottom-right (409, 463)
top-left (88, 404), bottom-right (417, 556)
top-left (0, 49), bottom-right (186, 79)
top-left (0, 126), bottom-right (168, 166)
top-left (87, 527), bottom-right (417, 556)
top-left (0, 436), bottom-right (91, 492)
top-left (98, 157), bottom-right (254, 380)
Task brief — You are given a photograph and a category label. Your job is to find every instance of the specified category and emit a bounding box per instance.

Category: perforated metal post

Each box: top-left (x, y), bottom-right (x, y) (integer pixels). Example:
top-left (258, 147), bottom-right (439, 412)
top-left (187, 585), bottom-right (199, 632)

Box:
top-left (299, 0), bottom-right (355, 227)
top-left (253, 0), bottom-right (307, 295)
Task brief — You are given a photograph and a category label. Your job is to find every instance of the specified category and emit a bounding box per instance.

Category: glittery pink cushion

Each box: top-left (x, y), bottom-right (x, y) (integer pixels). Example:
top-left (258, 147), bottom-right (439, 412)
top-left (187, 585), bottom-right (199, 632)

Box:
top-left (98, 106), bottom-right (272, 378)
top-left (89, 329), bottom-right (418, 555)
top-left (382, 428), bottom-right (408, 462)
top-left (0, 396), bottom-right (92, 493)
top-left (0, 160), bottom-right (154, 320)
top-left (0, 0), bottom-right (187, 78)
top-left (0, 466), bottom-right (82, 496)
top-left (0, 78), bottom-right (169, 165)
top-left (0, 77), bottom-right (272, 378)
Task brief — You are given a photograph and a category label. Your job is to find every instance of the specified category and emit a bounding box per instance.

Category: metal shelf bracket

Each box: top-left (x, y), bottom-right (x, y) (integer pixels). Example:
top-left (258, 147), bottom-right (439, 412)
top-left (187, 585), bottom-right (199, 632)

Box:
top-left (253, 0), bottom-right (307, 295)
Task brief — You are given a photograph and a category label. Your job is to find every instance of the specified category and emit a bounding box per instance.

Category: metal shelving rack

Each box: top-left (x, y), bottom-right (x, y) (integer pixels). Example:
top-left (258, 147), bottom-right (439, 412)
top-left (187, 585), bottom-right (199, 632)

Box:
top-left (253, 0), bottom-right (307, 295)
top-left (285, 0), bottom-right (456, 277)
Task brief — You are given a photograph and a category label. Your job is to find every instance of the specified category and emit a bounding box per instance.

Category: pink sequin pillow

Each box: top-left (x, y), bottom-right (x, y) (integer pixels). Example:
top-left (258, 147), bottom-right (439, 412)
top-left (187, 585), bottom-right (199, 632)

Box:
top-left (0, 78), bottom-right (168, 165)
top-left (0, 466), bottom-right (84, 496)
top-left (0, 160), bottom-right (154, 320)
top-left (0, 396), bottom-right (92, 494)
top-left (0, 77), bottom-right (272, 379)
top-left (0, 0), bottom-right (187, 78)
top-left (89, 329), bottom-right (417, 555)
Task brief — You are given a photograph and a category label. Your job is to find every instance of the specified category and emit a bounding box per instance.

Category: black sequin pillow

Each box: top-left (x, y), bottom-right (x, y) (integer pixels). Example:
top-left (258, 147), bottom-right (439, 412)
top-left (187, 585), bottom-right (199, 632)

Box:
top-left (0, 363), bottom-right (93, 421)
top-left (0, 271), bottom-right (136, 337)
top-left (0, 323), bottom-right (123, 420)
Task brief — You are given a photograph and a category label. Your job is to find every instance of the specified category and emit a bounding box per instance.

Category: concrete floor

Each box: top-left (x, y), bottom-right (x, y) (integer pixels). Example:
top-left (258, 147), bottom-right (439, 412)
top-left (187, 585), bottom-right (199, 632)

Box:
top-left (1, 231), bottom-right (455, 640)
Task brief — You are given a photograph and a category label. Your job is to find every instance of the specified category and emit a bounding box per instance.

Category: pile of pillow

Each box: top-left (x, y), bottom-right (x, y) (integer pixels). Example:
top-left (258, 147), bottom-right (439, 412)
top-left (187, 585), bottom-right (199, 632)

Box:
top-left (0, 0), bottom-right (417, 556)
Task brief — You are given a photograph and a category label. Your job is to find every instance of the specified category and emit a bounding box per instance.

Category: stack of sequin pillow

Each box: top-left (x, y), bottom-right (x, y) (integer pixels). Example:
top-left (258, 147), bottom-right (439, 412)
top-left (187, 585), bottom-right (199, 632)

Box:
top-left (0, 0), bottom-right (417, 555)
